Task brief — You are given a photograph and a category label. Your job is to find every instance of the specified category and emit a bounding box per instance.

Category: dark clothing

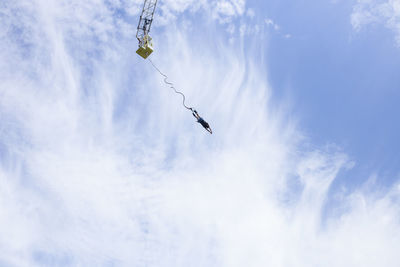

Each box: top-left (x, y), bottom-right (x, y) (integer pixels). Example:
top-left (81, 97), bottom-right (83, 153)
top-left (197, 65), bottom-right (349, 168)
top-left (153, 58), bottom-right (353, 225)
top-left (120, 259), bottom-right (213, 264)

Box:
top-left (192, 110), bottom-right (212, 134)
top-left (197, 117), bottom-right (209, 129)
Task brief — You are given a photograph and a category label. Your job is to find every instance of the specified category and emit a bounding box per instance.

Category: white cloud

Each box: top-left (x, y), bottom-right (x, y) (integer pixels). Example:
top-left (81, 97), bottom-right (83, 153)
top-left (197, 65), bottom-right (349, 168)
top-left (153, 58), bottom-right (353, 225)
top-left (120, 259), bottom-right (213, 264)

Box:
top-left (264, 17), bottom-right (291, 39)
top-left (265, 18), bottom-right (275, 26)
top-left (351, 0), bottom-right (400, 46)
top-left (155, 0), bottom-right (247, 25)
top-left (0, 0), bottom-right (400, 266)
top-left (265, 18), bottom-right (281, 30)
top-left (246, 8), bottom-right (255, 18)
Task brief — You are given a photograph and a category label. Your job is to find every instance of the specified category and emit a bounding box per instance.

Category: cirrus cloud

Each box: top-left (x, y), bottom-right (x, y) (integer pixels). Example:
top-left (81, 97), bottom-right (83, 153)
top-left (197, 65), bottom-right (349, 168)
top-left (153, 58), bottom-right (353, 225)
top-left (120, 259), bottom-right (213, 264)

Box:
top-left (0, 0), bottom-right (400, 266)
top-left (351, 0), bottom-right (400, 46)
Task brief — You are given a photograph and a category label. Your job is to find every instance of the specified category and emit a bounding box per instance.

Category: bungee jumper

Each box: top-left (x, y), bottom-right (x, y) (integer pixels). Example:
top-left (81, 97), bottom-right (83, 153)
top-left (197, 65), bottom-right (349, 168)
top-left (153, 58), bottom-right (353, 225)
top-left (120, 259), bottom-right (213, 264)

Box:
top-left (192, 109), bottom-right (212, 134)
top-left (135, 0), bottom-right (212, 134)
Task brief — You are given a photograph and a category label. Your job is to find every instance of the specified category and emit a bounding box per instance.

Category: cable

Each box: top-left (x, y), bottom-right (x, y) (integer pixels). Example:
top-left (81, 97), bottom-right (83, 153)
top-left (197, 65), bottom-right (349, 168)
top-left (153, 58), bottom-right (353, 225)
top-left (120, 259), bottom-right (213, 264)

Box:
top-left (148, 58), bottom-right (193, 111)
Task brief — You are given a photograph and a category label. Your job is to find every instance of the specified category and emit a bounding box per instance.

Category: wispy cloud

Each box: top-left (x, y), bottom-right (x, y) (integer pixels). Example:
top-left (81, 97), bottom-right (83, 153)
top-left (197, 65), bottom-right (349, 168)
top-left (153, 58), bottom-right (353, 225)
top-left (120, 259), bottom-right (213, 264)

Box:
top-left (1, 0), bottom-right (400, 266)
top-left (265, 17), bottom-right (291, 38)
top-left (351, 0), bottom-right (400, 46)
top-left (155, 0), bottom-right (246, 25)
top-left (265, 18), bottom-right (280, 31)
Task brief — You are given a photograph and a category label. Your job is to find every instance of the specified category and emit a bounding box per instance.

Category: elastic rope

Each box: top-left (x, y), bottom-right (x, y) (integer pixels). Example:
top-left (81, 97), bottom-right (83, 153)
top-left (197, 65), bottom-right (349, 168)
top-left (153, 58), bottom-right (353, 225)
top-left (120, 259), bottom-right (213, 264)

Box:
top-left (148, 58), bottom-right (193, 111)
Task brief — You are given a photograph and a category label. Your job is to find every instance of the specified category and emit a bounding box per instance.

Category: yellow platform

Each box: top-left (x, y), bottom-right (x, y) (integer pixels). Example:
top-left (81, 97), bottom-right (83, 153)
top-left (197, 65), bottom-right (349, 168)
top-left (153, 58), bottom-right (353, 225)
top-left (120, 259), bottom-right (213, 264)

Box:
top-left (136, 42), bottom-right (153, 59)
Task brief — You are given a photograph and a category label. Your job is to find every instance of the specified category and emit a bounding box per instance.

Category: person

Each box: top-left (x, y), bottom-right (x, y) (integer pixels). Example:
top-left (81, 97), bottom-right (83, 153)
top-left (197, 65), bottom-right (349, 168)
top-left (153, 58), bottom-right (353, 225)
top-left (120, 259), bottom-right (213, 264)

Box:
top-left (192, 109), bottom-right (212, 134)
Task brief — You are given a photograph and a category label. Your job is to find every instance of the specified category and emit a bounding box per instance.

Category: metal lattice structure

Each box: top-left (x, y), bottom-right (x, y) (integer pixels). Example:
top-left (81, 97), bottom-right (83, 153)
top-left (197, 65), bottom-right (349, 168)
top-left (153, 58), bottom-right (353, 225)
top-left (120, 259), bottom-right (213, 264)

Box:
top-left (136, 0), bottom-right (158, 46)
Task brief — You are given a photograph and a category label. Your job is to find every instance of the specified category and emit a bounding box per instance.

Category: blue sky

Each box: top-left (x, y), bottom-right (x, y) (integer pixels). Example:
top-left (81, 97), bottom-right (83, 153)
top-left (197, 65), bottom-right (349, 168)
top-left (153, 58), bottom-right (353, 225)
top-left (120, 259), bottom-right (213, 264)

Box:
top-left (1, 0), bottom-right (400, 266)
top-left (260, 0), bottom-right (400, 189)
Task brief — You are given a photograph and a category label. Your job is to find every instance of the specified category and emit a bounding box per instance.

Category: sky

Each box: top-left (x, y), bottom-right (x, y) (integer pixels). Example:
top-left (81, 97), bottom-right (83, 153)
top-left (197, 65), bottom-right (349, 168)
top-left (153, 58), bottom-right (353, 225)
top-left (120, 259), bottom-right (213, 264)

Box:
top-left (0, 0), bottom-right (400, 266)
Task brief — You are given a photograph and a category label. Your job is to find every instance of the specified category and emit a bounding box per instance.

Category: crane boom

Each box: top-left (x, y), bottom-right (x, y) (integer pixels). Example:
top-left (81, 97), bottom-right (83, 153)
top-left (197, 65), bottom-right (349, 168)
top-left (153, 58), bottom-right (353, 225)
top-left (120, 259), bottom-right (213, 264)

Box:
top-left (136, 0), bottom-right (158, 59)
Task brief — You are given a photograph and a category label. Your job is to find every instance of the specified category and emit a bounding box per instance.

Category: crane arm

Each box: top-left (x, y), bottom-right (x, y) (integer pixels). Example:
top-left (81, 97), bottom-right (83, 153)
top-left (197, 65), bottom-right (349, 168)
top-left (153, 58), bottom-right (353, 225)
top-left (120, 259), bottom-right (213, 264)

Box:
top-left (136, 0), bottom-right (158, 58)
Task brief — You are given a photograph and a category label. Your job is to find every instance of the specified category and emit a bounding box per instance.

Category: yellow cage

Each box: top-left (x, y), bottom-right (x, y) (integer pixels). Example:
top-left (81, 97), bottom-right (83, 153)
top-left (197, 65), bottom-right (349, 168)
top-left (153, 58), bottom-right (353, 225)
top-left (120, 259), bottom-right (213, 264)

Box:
top-left (136, 35), bottom-right (153, 59)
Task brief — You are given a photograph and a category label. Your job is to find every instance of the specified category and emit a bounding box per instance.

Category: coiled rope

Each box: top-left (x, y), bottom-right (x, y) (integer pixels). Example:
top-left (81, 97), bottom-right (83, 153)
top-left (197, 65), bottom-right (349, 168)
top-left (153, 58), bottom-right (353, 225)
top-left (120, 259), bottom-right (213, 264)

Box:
top-left (148, 58), bottom-right (193, 111)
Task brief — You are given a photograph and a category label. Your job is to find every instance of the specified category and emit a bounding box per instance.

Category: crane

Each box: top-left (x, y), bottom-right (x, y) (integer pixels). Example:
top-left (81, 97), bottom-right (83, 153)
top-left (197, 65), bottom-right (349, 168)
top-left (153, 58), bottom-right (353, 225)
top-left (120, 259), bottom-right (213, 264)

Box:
top-left (136, 0), bottom-right (158, 59)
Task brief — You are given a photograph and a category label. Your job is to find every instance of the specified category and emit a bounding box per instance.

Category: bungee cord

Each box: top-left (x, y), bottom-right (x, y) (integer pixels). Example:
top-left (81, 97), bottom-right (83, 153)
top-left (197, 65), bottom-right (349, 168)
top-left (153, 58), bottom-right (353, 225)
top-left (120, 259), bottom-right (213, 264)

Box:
top-left (148, 58), bottom-right (193, 111)
top-left (147, 58), bottom-right (213, 134)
